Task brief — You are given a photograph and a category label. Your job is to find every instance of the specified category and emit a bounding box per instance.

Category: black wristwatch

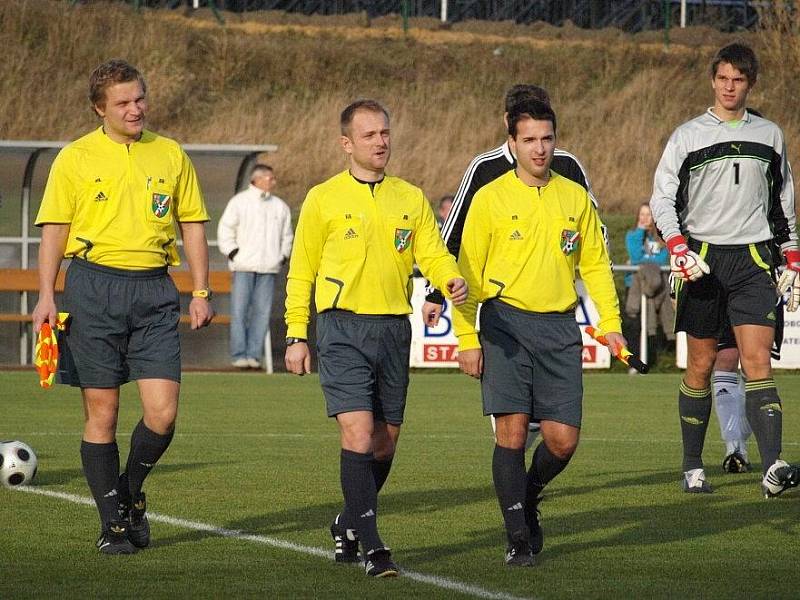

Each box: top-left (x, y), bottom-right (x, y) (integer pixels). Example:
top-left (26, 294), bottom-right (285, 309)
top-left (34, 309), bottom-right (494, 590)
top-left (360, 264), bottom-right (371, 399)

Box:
top-left (285, 337), bottom-right (306, 346)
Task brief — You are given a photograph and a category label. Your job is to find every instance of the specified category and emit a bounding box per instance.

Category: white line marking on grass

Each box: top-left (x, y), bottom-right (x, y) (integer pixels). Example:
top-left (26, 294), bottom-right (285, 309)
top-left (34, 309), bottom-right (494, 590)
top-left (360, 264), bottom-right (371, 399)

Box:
top-left (18, 432), bottom-right (800, 447)
top-left (16, 486), bottom-right (533, 600)
top-left (580, 437), bottom-right (800, 447)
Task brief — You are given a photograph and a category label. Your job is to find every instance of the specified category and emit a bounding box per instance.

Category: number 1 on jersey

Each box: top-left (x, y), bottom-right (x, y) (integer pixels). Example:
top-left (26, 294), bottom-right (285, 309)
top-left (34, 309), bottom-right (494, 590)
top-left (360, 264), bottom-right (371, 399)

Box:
top-left (733, 162), bottom-right (740, 185)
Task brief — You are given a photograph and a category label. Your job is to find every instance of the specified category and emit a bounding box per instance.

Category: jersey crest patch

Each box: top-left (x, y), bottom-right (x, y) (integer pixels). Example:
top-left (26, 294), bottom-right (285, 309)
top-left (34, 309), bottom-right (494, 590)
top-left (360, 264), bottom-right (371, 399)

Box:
top-left (394, 228), bottom-right (413, 253)
top-left (560, 229), bottom-right (580, 255)
top-left (151, 193), bottom-right (171, 218)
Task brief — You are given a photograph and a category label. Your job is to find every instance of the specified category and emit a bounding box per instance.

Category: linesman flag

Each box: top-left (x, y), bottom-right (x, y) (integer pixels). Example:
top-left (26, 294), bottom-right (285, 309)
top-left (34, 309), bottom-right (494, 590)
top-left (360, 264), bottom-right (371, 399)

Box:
top-left (34, 313), bottom-right (70, 389)
top-left (585, 326), bottom-right (649, 374)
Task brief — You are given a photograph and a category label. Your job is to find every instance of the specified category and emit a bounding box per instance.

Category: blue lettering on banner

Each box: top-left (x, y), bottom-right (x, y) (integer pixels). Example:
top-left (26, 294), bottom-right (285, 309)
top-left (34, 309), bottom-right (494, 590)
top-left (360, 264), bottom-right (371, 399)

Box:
top-left (425, 300), bottom-right (452, 338)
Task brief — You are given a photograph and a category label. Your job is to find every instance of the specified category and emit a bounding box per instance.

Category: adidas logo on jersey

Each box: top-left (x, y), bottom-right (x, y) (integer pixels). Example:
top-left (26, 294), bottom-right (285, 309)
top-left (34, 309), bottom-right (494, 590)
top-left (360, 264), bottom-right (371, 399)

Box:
top-left (509, 230), bottom-right (523, 241)
top-left (344, 228), bottom-right (358, 240)
top-left (94, 191), bottom-right (108, 201)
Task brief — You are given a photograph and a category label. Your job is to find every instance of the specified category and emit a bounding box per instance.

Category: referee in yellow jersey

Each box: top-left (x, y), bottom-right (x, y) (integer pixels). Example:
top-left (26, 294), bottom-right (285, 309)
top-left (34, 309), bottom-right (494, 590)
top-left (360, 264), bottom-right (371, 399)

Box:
top-left (284, 99), bottom-right (467, 577)
top-left (452, 99), bottom-right (625, 567)
top-left (32, 60), bottom-right (213, 555)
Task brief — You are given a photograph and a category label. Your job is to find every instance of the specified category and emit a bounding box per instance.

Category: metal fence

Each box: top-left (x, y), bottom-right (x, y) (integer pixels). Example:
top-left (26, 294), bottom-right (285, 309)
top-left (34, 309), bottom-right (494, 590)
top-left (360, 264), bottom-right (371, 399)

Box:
top-left (101, 0), bottom-right (770, 31)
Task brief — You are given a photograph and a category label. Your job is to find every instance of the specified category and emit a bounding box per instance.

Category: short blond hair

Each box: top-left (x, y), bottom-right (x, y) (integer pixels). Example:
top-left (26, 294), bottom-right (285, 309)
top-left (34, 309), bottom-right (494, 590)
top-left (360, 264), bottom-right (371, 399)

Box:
top-left (89, 59), bottom-right (147, 112)
top-left (340, 99), bottom-right (389, 136)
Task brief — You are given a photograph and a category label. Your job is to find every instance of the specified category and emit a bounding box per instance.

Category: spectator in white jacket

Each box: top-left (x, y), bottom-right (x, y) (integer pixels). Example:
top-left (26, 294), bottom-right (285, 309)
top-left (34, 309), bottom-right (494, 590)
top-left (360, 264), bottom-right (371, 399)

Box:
top-left (218, 164), bottom-right (293, 369)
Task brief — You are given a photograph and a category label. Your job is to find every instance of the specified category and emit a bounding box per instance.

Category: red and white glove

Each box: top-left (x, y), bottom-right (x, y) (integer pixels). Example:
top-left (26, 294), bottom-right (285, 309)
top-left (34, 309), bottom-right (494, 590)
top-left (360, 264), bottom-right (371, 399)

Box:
top-left (667, 235), bottom-right (710, 282)
top-left (777, 249), bottom-right (800, 312)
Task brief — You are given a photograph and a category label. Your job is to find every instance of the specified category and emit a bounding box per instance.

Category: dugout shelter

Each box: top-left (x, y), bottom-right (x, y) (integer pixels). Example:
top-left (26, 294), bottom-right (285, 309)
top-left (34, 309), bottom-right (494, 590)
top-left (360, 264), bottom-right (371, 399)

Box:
top-left (0, 140), bottom-right (278, 369)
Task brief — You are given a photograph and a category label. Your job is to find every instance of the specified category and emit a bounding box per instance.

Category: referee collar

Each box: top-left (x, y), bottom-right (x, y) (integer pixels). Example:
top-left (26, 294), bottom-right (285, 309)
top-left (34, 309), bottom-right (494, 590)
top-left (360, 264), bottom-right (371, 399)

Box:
top-left (512, 168), bottom-right (556, 190)
top-left (96, 126), bottom-right (152, 148)
top-left (349, 172), bottom-right (385, 196)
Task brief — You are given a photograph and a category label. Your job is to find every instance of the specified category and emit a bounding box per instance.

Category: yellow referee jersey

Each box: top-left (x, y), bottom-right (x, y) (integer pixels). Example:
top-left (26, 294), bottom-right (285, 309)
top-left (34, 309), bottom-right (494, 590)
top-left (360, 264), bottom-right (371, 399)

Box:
top-left (35, 127), bottom-right (208, 269)
top-left (285, 171), bottom-right (461, 339)
top-left (453, 170), bottom-right (621, 350)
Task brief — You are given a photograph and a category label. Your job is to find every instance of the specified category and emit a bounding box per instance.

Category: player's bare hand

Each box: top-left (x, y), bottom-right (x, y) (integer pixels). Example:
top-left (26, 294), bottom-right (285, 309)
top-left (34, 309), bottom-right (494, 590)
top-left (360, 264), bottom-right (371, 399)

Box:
top-left (189, 297), bottom-right (214, 330)
top-left (422, 301), bottom-right (443, 327)
top-left (31, 298), bottom-right (57, 334)
top-left (458, 348), bottom-right (483, 379)
top-left (603, 332), bottom-right (627, 358)
top-left (446, 278), bottom-right (468, 306)
top-left (285, 342), bottom-right (311, 375)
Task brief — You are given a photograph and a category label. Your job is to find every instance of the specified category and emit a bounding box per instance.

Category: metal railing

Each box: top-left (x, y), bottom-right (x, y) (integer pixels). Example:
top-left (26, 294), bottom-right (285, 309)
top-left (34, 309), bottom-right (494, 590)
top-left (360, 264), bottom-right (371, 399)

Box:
top-left (613, 264), bottom-right (672, 367)
top-left (70, 0), bottom-right (769, 32)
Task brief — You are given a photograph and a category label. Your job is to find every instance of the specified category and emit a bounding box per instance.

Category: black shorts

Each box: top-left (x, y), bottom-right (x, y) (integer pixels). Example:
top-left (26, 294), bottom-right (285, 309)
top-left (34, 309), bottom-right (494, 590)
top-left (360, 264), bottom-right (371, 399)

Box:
top-left (316, 310), bottom-right (411, 425)
top-left (57, 258), bottom-right (181, 388)
top-left (479, 300), bottom-right (583, 428)
top-left (716, 303), bottom-right (784, 360)
top-left (675, 240), bottom-right (778, 340)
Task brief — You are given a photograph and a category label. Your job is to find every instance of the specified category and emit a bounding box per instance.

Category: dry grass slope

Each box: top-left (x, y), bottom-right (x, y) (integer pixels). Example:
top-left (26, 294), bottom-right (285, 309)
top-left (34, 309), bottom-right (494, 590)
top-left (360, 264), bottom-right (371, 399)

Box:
top-left (2, 1), bottom-right (799, 213)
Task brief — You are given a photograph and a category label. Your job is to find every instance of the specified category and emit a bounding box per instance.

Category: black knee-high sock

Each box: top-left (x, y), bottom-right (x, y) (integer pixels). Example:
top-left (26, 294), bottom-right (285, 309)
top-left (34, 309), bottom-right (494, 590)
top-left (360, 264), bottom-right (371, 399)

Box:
top-left (745, 379), bottom-right (782, 474)
top-left (526, 441), bottom-right (571, 503)
top-left (678, 381), bottom-right (712, 471)
top-left (492, 445), bottom-right (528, 542)
top-left (123, 420), bottom-right (174, 497)
top-left (340, 449), bottom-right (383, 553)
top-left (372, 456), bottom-right (394, 494)
top-left (80, 441), bottom-right (121, 527)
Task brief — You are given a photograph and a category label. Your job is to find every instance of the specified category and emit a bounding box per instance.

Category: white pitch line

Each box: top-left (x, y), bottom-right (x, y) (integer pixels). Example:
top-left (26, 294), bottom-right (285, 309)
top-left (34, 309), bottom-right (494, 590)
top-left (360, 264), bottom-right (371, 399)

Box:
top-left (15, 486), bottom-right (533, 600)
top-left (14, 432), bottom-right (800, 447)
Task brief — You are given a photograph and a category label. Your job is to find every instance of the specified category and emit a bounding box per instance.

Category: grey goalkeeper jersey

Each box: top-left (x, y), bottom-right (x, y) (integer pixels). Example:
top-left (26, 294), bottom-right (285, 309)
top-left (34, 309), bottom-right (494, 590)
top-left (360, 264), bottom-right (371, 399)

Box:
top-left (650, 108), bottom-right (797, 251)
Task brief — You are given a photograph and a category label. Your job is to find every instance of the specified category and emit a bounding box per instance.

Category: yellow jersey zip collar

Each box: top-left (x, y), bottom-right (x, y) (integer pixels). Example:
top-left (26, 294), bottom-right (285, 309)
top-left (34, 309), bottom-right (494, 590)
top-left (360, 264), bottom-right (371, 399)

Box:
top-left (349, 171), bottom-right (385, 197)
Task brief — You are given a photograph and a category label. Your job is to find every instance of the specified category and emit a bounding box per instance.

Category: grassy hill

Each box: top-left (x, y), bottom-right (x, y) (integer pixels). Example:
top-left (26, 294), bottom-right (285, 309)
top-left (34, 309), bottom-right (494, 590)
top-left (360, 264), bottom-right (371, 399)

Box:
top-left (2, 1), bottom-right (799, 215)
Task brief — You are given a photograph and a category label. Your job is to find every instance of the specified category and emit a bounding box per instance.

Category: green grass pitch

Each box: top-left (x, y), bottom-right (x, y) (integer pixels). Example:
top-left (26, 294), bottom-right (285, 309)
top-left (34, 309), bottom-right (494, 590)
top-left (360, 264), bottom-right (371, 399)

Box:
top-left (2, 372), bottom-right (798, 599)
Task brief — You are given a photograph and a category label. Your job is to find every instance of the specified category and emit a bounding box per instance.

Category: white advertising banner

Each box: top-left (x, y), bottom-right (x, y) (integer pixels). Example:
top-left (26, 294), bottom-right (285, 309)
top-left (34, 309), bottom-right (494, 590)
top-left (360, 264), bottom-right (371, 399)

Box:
top-left (675, 307), bottom-right (800, 369)
top-left (409, 277), bottom-right (611, 369)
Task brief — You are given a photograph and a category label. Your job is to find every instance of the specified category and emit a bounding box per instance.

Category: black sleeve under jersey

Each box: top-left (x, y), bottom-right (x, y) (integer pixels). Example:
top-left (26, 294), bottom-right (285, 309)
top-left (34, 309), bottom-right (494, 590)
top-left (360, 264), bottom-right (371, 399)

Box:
top-left (551, 154), bottom-right (588, 190)
top-left (425, 157), bottom-right (512, 304)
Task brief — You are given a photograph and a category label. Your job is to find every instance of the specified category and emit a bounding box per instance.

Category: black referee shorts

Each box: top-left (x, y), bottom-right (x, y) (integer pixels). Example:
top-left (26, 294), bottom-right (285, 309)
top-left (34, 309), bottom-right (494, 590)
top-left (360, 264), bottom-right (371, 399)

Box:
top-left (674, 240), bottom-right (779, 340)
top-left (57, 258), bottom-right (181, 388)
top-left (479, 300), bottom-right (583, 428)
top-left (316, 310), bottom-right (411, 425)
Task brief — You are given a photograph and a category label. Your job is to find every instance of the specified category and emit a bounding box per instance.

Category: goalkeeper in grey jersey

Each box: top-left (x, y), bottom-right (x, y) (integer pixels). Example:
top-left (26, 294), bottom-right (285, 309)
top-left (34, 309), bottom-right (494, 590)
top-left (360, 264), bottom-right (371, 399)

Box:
top-left (650, 42), bottom-right (800, 498)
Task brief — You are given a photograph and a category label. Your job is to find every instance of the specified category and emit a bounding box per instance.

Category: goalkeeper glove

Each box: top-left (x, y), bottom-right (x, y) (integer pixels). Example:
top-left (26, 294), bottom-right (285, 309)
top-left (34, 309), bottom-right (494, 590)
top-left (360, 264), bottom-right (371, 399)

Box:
top-left (667, 235), bottom-right (710, 282)
top-left (777, 249), bottom-right (800, 312)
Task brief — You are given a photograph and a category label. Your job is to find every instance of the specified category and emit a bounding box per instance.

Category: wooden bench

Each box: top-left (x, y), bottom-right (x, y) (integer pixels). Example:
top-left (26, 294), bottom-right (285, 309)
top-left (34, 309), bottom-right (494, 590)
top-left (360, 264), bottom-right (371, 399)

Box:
top-left (1, 268), bottom-right (279, 371)
top-left (0, 268), bottom-right (233, 325)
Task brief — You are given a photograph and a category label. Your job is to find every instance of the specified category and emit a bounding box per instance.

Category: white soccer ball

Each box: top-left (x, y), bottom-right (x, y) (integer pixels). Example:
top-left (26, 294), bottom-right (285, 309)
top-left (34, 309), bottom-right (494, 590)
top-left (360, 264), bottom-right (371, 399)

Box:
top-left (0, 440), bottom-right (38, 487)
